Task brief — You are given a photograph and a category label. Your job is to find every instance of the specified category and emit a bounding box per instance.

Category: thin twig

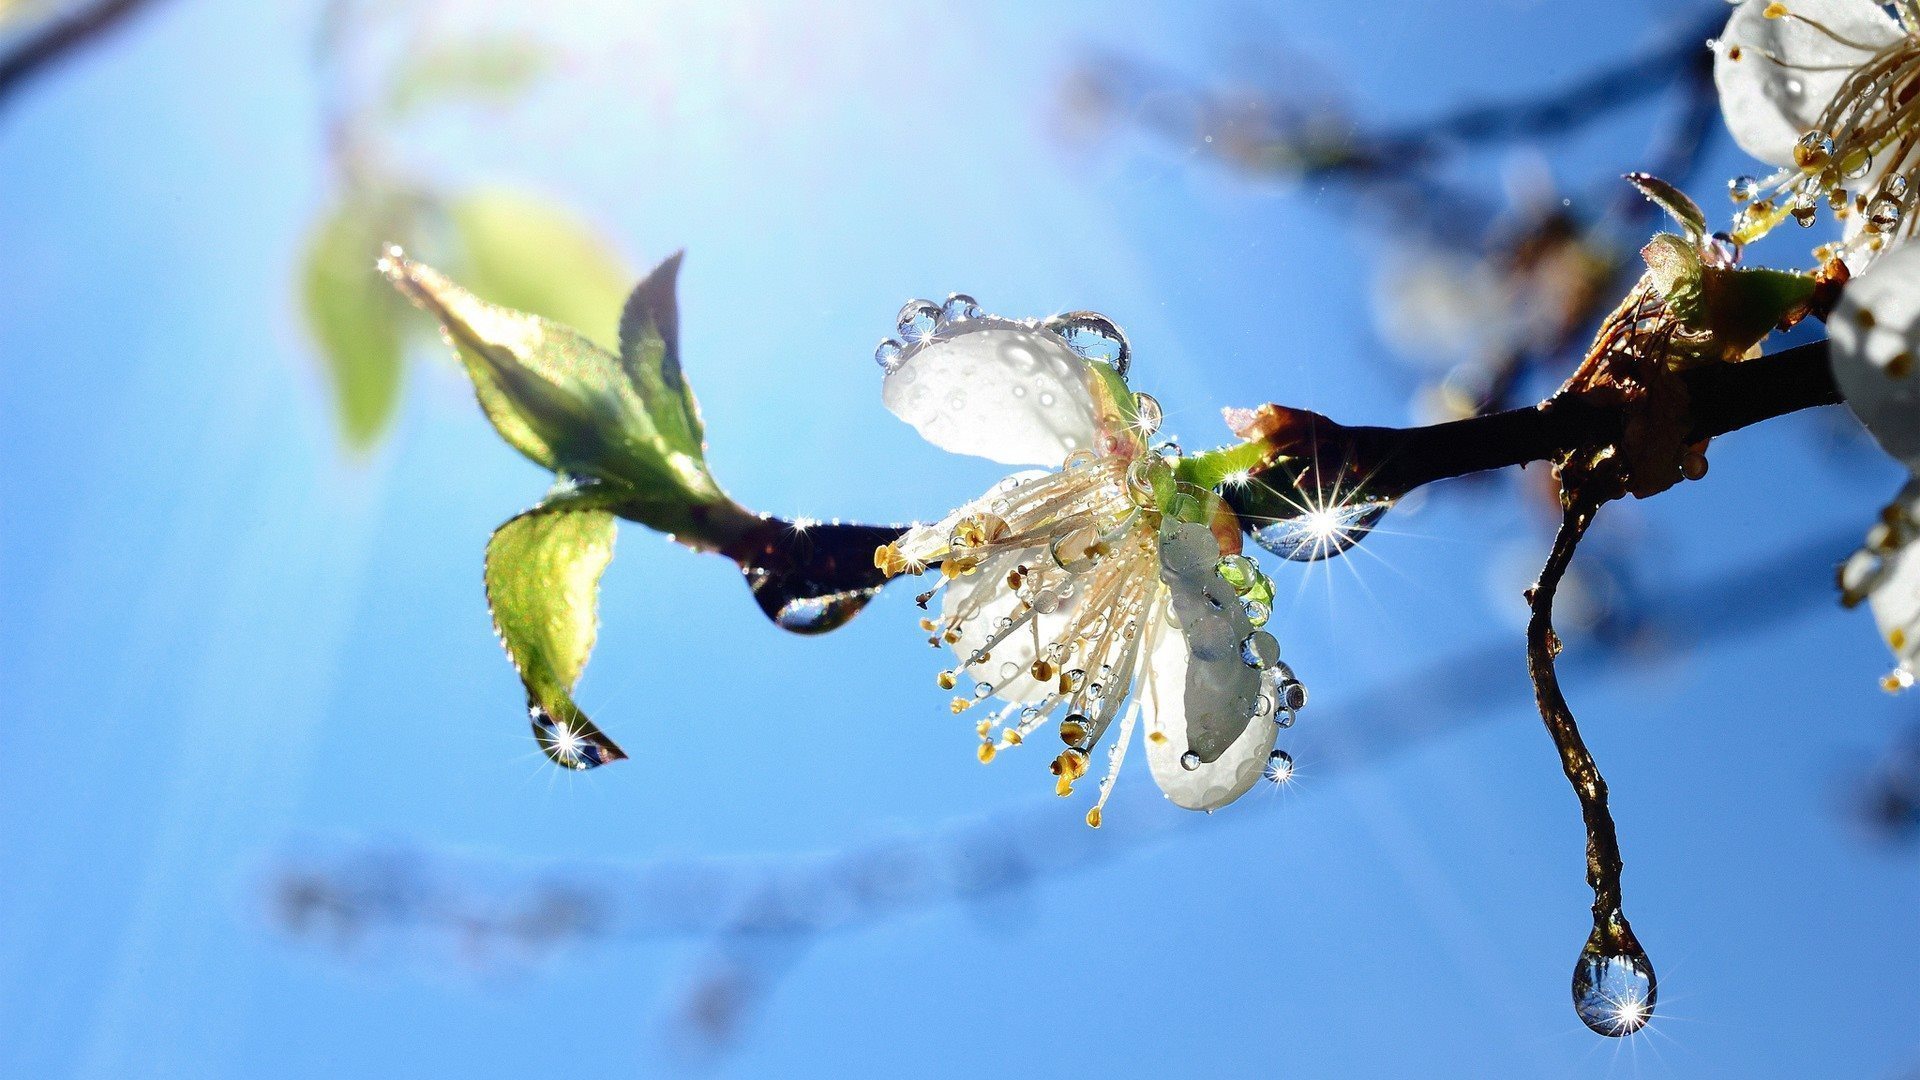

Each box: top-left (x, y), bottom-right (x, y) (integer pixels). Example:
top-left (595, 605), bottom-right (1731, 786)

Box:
top-left (1526, 491), bottom-right (1639, 952)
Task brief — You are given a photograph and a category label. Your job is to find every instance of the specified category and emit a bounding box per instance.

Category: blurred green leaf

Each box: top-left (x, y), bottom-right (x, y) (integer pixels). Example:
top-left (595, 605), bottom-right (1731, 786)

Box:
top-left (447, 191), bottom-right (631, 349)
top-left (485, 486), bottom-right (625, 769)
top-left (385, 37), bottom-right (549, 119)
top-left (301, 191), bottom-right (414, 450)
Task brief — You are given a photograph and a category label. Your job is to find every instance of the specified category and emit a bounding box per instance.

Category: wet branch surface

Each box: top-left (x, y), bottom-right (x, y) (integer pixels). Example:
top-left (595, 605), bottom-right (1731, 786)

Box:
top-left (0, 0), bottom-right (169, 109)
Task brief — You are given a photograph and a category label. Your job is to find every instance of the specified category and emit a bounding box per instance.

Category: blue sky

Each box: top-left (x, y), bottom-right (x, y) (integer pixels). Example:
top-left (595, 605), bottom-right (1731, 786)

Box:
top-left (1, 1), bottom-right (1916, 1076)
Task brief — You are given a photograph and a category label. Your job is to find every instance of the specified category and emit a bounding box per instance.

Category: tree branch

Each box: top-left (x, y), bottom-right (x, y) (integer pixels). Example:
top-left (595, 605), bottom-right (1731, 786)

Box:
top-left (0, 0), bottom-right (169, 111)
top-left (1229, 340), bottom-right (1840, 520)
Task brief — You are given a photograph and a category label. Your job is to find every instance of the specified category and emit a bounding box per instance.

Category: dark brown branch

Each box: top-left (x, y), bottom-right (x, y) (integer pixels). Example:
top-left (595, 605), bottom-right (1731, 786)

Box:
top-left (1230, 339), bottom-right (1840, 522)
top-left (0, 0), bottom-right (169, 110)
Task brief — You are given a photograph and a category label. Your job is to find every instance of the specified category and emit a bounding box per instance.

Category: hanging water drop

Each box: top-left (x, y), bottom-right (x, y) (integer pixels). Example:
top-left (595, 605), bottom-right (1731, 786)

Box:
top-left (1868, 198), bottom-right (1903, 233)
top-left (1252, 499), bottom-right (1391, 561)
top-left (939, 293), bottom-right (980, 325)
top-left (1242, 598), bottom-right (1270, 626)
top-left (1214, 554), bottom-right (1258, 594)
top-left (1571, 933), bottom-right (1657, 1037)
top-left (1043, 312), bottom-right (1131, 377)
top-left (1265, 749), bottom-right (1294, 783)
top-left (874, 338), bottom-right (904, 371)
top-left (897, 299), bottom-right (941, 344)
top-left (1727, 175), bottom-right (1759, 202)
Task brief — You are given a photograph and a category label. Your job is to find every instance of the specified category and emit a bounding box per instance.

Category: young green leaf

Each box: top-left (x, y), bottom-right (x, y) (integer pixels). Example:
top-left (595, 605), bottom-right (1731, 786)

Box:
top-left (1625, 172), bottom-right (1707, 240)
top-left (301, 192), bottom-right (415, 449)
top-left (485, 487), bottom-right (626, 769)
top-left (382, 250), bottom-right (727, 509)
top-left (617, 251), bottom-right (705, 462)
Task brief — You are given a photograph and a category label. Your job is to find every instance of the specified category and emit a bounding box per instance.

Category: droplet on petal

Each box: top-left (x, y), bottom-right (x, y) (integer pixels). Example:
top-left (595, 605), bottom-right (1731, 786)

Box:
top-left (1043, 312), bottom-right (1131, 377)
top-left (1572, 935), bottom-right (1657, 1037)
top-left (1132, 392), bottom-right (1163, 436)
top-left (939, 293), bottom-right (981, 325)
top-left (1179, 750), bottom-right (1201, 771)
top-left (874, 338), bottom-right (904, 371)
top-left (896, 299), bottom-right (941, 344)
top-left (1239, 631), bottom-right (1280, 668)
top-left (1728, 175), bottom-right (1759, 202)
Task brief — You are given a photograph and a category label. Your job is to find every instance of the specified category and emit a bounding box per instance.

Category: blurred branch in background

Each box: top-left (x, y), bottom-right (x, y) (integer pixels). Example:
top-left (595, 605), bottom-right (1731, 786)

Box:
top-left (267, 524), bottom-right (1864, 1055)
top-left (0, 0), bottom-right (169, 113)
top-left (1062, 7), bottom-right (1726, 422)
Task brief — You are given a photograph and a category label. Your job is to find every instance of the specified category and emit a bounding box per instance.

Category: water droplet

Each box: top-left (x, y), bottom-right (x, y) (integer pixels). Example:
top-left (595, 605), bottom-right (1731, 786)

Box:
top-left (1265, 749), bottom-right (1294, 783)
top-left (1572, 935), bottom-right (1657, 1037)
top-left (1275, 707), bottom-right (1296, 729)
top-left (975, 683), bottom-right (994, 699)
top-left (1215, 554), bottom-right (1258, 594)
top-left (1125, 458), bottom-right (1158, 508)
top-left (1038, 391), bottom-right (1056, 407)
top-left (1887, 174), bottom-right (1910, 199)
top-left (998, 661), bottom-right (1020, 680)
top-left (1706, 231), bottom-right (1742, 266)
top-left (1249, 691), bottom-right (1274, 718)
top-left (1242, 598), bottom-right (1270, 626)
top-left (1784, 77), bottom-right (1804, 98)
top-left (1868, 197), bottom-right (1902, 232)
top-left (1044, 312), bottom-right (1131, 377)
top-left (1011, 385), bottom-right (1027, 398)
top-left (1794, 129), bottom-right (1833, 169)
top-left (1252, 500), bottom-right (1391, 561)
top-left (530, 706), bottom-right (624, 770)
top-left (1728, 174), bottom-right (1759, 202)
top-left (947, 391), bottom-right (968, 412)
top-left (896, 299), bottom-right (941, 344)
top-left (1240, 631), bottom-right (1280, 668)
top-left (874, 338), bottom-right (904, 371)
top-left (1179, 751), bottom-right (1201, 771)
top-left (1842, 147), bottom-right (1874, 180)
top-left (1132, 392), bottom-right (1163, 436)
top-left (939, 293), bottom-right (980, 325)
top-left (1276, 678), bottom-right (1307, 711)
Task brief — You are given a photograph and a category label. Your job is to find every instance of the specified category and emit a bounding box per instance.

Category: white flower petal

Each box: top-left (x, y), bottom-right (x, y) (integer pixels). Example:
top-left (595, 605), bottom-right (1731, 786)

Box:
top-left (1138, 520), bottom-right (1273, 811)
top-left (1831, 242), bottom-right (1920, 468)
top-left (1714, 0), bottom-right (1900, 167)
top-left (882, 319), bottom-right (1127, 467)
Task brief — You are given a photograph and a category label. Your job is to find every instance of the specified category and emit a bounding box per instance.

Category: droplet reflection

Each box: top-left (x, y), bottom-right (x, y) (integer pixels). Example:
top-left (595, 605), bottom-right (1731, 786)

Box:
top-left (1252, 499), bottom-right (1391, 562)
top-left (1571, 933), bottom-right (1657, 1037)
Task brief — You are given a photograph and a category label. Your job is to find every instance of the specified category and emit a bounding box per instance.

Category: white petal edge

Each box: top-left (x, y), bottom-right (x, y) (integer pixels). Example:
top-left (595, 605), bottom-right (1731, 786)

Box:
top-left (1714, 0), bottom-right (1901, 167)
top-left (1140, 520), bottom-right (1273, 811)
top-left (1831, 241), bottom-right (1920, 468)
top-left (1868, 484), bottom-right (1920, 675)
top-left (882, 321), bottom-right (1120, 467)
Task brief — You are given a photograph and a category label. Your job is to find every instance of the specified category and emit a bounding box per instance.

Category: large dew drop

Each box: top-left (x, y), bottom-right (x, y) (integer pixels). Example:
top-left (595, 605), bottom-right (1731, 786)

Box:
top-left (1571, 935), bottom-right (1657, 1037)
top-left (1043, 312), bottom-right (1131, 377)
top-left (1252, 499), bottom-right (1390, 562)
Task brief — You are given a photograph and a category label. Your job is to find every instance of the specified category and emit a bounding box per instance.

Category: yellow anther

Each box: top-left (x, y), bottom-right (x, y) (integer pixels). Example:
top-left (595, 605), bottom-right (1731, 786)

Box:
top-left (919, 617), bottom-right (937, 633)
top-left (1004, 729), bottom-right (1024, 746)
top-left (950, 697), bottom-right (973, 714)
top-left (1762, 2), bottom-right (1787, 18)
top-left (937, 670), bottom-right (957, 690)
top-left (1893, 628), bottom-right (1908, 651)
top-left (976, 718), bottom-right (993, 737)
top-left (1085, 807), bottom-right (1103, 829)
top-left (1059, 719), bottom-right (1088, 746)
top-left (978, 742), bottom-right (997, 763)
top-left (1029, 659), bottom-right (1055, 681)
top-left (1147, 730), bottom-right (1169, 745)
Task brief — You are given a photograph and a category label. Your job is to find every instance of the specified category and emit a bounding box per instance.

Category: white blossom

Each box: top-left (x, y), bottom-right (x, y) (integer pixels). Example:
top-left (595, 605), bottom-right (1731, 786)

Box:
top-left (872, 304), bottom-right (1302, 819)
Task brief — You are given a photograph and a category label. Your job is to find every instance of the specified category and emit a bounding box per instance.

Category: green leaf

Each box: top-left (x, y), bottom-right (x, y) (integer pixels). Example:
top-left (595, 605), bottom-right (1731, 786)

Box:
top-left (617, 251), bottom-right (706, 462)
top-left (1703, 265), bottom-right (1818, 359)
top-left (485, 486), bottom-right (626, 769)
top-left (382, 249), bottom-right (727, 510)
top-left (301, 191), bottom-right (415, 450)
top-left (446, 191), bottom-right (632, 349)
top-left (385, 38), bottom-right (550, 119)
top-left (1625, 172), bottom-right (1707, 240)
